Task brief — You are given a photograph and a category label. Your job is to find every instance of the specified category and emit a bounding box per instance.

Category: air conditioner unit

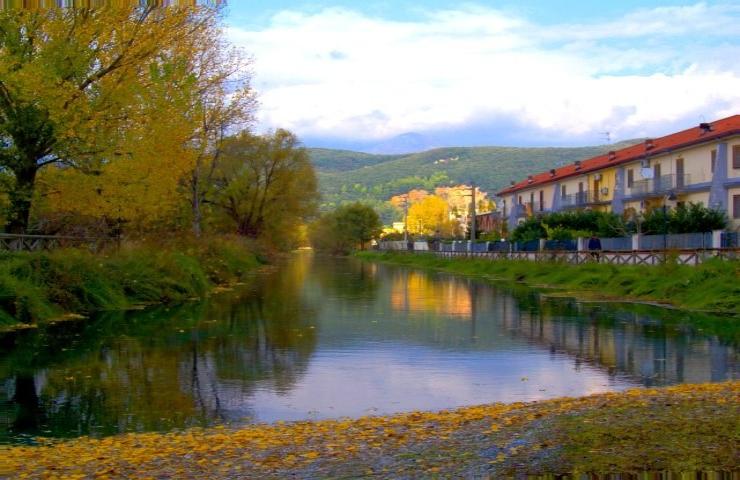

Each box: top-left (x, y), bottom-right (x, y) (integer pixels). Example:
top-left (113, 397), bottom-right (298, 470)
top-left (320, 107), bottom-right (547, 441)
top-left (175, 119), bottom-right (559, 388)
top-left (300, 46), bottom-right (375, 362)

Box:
top-left (593, 173), bottom-right (602, 181)
top-left (600, 187), bottom-right (609, 195)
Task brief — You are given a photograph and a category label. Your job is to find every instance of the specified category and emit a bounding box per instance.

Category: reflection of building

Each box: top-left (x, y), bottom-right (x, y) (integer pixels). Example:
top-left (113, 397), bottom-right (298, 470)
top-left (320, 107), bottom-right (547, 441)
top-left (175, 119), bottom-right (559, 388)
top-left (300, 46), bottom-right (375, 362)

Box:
top-left (493, 295), bottom-right (735, 386)
top-left (390, 271), bottom-right (472, 318)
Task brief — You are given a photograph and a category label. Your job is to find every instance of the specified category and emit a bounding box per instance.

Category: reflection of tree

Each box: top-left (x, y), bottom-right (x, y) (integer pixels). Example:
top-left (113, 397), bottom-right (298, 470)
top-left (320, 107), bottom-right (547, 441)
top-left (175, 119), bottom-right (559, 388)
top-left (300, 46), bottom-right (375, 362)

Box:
top-left (311, 255), bottom-right (379, 300)
top-left (0, 255), bottom-right (318, 442)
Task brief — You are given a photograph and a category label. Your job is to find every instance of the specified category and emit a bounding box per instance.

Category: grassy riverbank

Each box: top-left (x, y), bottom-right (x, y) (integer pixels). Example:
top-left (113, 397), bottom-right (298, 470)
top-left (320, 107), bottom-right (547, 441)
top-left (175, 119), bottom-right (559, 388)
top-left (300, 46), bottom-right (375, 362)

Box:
top-left (357, 251), bottom-right (740, 315)
top-left (0, 237), bottom-right (262, 328)
top-left (1, 382), bottom-right (736, 478)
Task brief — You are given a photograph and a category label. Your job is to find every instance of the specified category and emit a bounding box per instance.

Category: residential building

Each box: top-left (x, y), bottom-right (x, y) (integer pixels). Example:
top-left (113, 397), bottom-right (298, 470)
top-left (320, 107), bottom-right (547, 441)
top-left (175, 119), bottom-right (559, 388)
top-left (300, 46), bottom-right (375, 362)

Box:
top-left (497, 115), bottom-right (740, 231)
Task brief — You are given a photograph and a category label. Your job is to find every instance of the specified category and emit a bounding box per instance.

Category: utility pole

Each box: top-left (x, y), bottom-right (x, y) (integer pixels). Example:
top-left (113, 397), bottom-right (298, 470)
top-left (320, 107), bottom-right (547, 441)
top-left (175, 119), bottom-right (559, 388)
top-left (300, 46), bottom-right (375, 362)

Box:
top-left (403, 194), bottom-right (409, 243)
top-left (470, 183), bottom-right (477, 242)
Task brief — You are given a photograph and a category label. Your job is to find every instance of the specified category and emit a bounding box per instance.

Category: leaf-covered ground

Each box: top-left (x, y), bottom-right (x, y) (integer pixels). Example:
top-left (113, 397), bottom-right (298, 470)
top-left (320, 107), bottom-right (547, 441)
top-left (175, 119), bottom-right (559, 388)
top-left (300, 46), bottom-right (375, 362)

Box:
top-left (1, 382), bottom-right (737, 479)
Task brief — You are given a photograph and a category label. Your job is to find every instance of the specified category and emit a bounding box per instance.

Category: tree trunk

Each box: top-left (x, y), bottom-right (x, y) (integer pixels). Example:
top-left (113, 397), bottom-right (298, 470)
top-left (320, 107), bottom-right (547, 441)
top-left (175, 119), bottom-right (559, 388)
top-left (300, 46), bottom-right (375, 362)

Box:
top-left (191, 170), bottom-right (202, 238)
top-left (6, 165), bottom-right (38, 234)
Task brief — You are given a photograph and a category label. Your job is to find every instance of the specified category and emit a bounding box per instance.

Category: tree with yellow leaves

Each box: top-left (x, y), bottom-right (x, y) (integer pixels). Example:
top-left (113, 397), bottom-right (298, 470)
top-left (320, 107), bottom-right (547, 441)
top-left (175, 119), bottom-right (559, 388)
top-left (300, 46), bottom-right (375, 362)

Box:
top-left (0, 4), bottom-right (234, 232)
top-left (406, 195), bottom-right (462, 237)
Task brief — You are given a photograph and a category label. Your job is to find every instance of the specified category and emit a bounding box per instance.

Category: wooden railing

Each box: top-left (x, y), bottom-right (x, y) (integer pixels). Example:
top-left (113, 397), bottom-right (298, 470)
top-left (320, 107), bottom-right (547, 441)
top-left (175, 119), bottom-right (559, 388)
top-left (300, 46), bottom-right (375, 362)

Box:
top-left (410, 248), bottom-right (740, 266)
top-left (0, 234), bottom-right (106, 252)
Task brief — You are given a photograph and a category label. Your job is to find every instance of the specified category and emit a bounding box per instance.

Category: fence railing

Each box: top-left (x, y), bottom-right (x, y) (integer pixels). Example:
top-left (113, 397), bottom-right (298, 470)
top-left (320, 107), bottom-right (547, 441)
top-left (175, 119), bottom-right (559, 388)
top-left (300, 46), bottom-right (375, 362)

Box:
top-left (640, 232), bottom-right (712, 251)
top-left (600, 236), bottom-right (633, 251)
top-left (561, 191), bottom-right (593, 208)
top-left (0, 234), bottom-right (108, 252)
top-left (379, 230), bottom-right (738, 266)
top-left (630, 174), bottom-right (690, 197)
top-left (423, 249), bottom-right (739, 266)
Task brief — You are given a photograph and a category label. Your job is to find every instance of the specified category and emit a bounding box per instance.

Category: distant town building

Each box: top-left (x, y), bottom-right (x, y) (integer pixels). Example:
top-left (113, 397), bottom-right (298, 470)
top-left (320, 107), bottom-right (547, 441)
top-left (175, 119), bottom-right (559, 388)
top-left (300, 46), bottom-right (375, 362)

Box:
top-left (389, 189), bottom-right (429, 208)
top-left (497, 115), bottom-right (740, 231)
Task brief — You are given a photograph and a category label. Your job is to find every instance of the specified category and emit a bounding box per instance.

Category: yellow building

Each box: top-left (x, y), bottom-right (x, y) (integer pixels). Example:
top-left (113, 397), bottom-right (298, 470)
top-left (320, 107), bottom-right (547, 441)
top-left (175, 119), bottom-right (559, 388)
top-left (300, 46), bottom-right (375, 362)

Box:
top-left (497, 115), bottom-right (740, 231)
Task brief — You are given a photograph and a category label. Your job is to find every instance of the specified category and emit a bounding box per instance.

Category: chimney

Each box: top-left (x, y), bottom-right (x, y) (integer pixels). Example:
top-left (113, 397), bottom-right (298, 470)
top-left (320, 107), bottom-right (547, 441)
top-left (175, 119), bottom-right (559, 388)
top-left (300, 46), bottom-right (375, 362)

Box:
top-left (549, 169), bottom-right (556, 177)
top-left (645, 139), bottom-right (654, 150)
top-left (574, 160), bottom-right (581, 170)
top-left (699, 122), bottom-right (712, 134)
top-left (527, 175), bottom-right (533, 184)
top-left (510, 180), bottom-right (516, 186)
top-left (608, 151), bottom-right (617, 161)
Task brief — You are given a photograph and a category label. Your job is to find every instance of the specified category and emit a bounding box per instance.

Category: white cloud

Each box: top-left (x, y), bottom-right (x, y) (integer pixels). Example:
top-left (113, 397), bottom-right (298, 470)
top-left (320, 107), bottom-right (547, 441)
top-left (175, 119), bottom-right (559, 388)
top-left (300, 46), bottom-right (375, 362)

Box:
top-left (227, 3), bottom-right (740, 146)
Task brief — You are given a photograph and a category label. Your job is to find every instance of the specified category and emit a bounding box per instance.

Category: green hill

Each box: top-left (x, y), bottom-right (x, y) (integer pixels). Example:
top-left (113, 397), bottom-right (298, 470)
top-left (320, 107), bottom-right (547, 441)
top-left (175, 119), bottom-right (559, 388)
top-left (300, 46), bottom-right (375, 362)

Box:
top-left (309, 141), bottom-right (639, 221)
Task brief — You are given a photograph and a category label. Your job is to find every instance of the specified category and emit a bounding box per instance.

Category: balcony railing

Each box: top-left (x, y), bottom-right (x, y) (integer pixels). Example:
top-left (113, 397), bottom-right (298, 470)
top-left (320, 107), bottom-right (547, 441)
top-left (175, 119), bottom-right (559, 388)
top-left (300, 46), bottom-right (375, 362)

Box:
top-left (512, 202), bottom-right (546, 217)
top-left (561, 190), bottom-right (592, 208)
top-left (630, 174), bottom-right (690, 197)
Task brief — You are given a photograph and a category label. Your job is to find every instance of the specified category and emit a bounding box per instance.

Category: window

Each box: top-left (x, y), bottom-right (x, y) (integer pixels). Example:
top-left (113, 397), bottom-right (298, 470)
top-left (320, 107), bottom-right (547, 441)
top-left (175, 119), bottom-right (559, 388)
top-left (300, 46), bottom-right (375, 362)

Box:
top-left (518, 195), bottom-right (522, 205)
top-left (539, 190), bottom-right (544, 211)
top-left (653, 163), bottom-right (661, 178)
top-left (711, 149), bottom-right (717, 174)
top-left (733, 145), bottom-right (740, 169)
top-left (627, 169), bottom-right (634, 188)
top-left (734, 195), bottom-right (740, 219)
top-left (561, 185), bottom-right (567, 198)
top-left (529, 192), bottom-right (534, 205)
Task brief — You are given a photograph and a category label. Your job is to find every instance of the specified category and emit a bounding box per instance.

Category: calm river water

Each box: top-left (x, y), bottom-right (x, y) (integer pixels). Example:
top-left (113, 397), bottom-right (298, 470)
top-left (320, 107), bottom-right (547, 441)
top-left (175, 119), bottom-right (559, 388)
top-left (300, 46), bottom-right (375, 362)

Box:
top-left (0, 253), bottom-right (737, 444)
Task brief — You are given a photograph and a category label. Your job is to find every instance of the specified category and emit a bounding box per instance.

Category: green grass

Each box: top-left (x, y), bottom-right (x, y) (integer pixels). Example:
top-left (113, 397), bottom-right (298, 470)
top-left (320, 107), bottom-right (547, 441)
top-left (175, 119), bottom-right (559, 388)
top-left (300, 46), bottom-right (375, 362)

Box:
top-left (0, 236), bottom-right (261, 327)
top-left (357, 251), bottom-right (740, 315)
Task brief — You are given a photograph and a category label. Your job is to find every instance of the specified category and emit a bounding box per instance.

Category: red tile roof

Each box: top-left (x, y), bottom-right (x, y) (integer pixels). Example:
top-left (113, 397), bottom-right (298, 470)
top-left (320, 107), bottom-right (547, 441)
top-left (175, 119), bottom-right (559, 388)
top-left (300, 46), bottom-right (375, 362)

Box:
top-left (496, 115), bottom-right (740, 196)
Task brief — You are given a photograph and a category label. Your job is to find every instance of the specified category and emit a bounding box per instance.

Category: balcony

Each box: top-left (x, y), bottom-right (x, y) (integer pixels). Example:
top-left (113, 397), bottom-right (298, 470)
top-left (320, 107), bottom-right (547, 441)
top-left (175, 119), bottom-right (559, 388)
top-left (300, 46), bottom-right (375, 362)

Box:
top-left (630, 174), bottom-right (690, 198)
top-left (561, 190), bottom-right (593, 209)
top-left (512, 202), bottom-right (545, 218)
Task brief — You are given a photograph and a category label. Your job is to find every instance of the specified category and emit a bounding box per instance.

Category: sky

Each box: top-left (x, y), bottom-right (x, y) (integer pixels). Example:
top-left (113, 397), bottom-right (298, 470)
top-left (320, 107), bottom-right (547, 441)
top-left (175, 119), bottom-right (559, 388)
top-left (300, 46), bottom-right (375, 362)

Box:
top-left (224, 1), bottom-right (740, 152)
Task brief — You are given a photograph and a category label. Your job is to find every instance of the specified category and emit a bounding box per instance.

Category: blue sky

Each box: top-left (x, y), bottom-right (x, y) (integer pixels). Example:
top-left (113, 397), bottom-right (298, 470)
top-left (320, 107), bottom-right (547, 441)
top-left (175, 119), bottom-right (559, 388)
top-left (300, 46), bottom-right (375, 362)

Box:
top-left (224, 1), bottom-right (740, 152)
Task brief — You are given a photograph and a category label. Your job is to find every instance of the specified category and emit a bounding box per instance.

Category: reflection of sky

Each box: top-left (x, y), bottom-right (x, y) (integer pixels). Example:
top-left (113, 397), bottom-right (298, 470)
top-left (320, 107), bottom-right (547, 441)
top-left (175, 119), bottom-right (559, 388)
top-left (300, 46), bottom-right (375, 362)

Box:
top-left (223, 343), bottom-right (634, 423)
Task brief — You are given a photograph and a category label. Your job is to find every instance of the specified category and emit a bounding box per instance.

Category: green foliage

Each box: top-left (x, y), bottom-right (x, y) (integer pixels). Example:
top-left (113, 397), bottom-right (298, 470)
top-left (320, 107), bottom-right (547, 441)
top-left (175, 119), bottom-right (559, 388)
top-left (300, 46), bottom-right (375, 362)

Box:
top-left (0, 237), bottom-right (261, 326)
top-left (310, 141), bottom-right (638, 209)
top-left (641, 202), bottom-right (728, 234)
top-left (511, 210), bottom-right (630, 242)
top-left (309, 203), bottom-right (382, 254)
top-left (510, 217), bottom-right (547, 242)
top-left (209, 129), bottom-right (318, 246)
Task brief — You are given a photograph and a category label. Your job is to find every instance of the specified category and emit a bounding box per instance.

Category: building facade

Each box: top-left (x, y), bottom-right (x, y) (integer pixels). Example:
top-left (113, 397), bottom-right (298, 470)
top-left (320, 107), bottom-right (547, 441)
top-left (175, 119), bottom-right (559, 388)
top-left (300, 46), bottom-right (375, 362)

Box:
top-left (497, 115), bottom-right (740, 231)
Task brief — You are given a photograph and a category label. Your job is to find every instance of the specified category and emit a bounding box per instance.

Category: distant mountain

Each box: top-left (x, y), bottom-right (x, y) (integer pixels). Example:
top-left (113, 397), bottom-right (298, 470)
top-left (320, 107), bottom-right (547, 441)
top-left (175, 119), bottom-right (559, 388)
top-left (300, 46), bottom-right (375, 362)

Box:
top-left (365, 132), bottom-right (435, 154)
top-left (308, 140), bottom-right (640, 219)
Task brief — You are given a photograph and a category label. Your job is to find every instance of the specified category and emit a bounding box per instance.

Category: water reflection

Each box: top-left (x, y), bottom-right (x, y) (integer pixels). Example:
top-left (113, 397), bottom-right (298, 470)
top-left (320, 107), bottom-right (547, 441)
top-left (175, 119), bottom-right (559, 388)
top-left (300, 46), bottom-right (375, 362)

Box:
top-left (0, 253), bottom-right (736, 443)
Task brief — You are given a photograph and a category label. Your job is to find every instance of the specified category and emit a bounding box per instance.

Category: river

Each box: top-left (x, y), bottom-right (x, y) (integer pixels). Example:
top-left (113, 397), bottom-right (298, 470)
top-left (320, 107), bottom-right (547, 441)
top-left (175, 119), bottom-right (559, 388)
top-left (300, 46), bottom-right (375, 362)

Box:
top-left (0, 253), bottom-right (736, 444)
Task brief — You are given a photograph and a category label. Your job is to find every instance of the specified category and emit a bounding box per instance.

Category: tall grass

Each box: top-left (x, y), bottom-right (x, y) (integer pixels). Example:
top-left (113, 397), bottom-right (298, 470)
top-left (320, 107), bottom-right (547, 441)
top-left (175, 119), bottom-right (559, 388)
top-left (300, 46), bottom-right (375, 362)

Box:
top-left (0, 236), bottom-right (261, 326)
top-left (357, 252), bottom-right (740, 315)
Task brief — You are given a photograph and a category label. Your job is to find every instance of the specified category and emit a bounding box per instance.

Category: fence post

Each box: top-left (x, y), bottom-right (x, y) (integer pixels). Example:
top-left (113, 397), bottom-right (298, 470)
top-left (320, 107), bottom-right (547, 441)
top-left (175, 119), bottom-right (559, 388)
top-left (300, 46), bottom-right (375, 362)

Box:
top-left (539, 238), bottom-right (546, 252)
top-left (577, 237), bottom-right (586, 253)
top-left (712, 230), bottom-right (724, 249)
top-left (632, 234), bottom-right (641, 251)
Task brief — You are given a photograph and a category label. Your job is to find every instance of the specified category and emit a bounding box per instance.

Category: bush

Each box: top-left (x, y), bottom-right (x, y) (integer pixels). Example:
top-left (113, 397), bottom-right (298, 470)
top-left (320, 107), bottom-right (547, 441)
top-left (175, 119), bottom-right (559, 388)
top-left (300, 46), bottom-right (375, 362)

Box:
top-left (0, 237), bottom-right (261, 326)
top-left (641, 203), bottom-right (727, 234)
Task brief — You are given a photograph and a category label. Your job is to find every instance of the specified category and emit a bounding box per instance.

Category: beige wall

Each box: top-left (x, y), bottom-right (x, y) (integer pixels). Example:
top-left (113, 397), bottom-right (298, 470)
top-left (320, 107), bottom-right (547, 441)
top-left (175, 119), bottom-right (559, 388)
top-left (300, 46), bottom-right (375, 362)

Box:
top-left (728, 187), bottom-right (740, 230)
top-left (729, 138), bottom-right (740, 179)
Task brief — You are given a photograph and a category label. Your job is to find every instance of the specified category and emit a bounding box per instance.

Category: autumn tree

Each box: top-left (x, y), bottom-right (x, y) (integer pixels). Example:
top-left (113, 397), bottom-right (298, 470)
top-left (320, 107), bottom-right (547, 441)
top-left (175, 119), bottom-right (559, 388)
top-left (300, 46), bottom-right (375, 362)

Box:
top-left (0, 5), bottom-right (227, 232)
top-left (180, 18), bottom-right (254, 237)
top-left (406, 195), bottom-right (460, 237)
top-left (209, 129), bottom-right (318, 243)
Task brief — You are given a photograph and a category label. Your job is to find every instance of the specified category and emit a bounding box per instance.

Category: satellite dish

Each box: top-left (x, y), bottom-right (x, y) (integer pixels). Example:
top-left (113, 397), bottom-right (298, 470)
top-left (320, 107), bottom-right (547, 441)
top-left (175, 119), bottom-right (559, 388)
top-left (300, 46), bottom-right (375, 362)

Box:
top-left (640, 167), bottom-right (654, 179)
